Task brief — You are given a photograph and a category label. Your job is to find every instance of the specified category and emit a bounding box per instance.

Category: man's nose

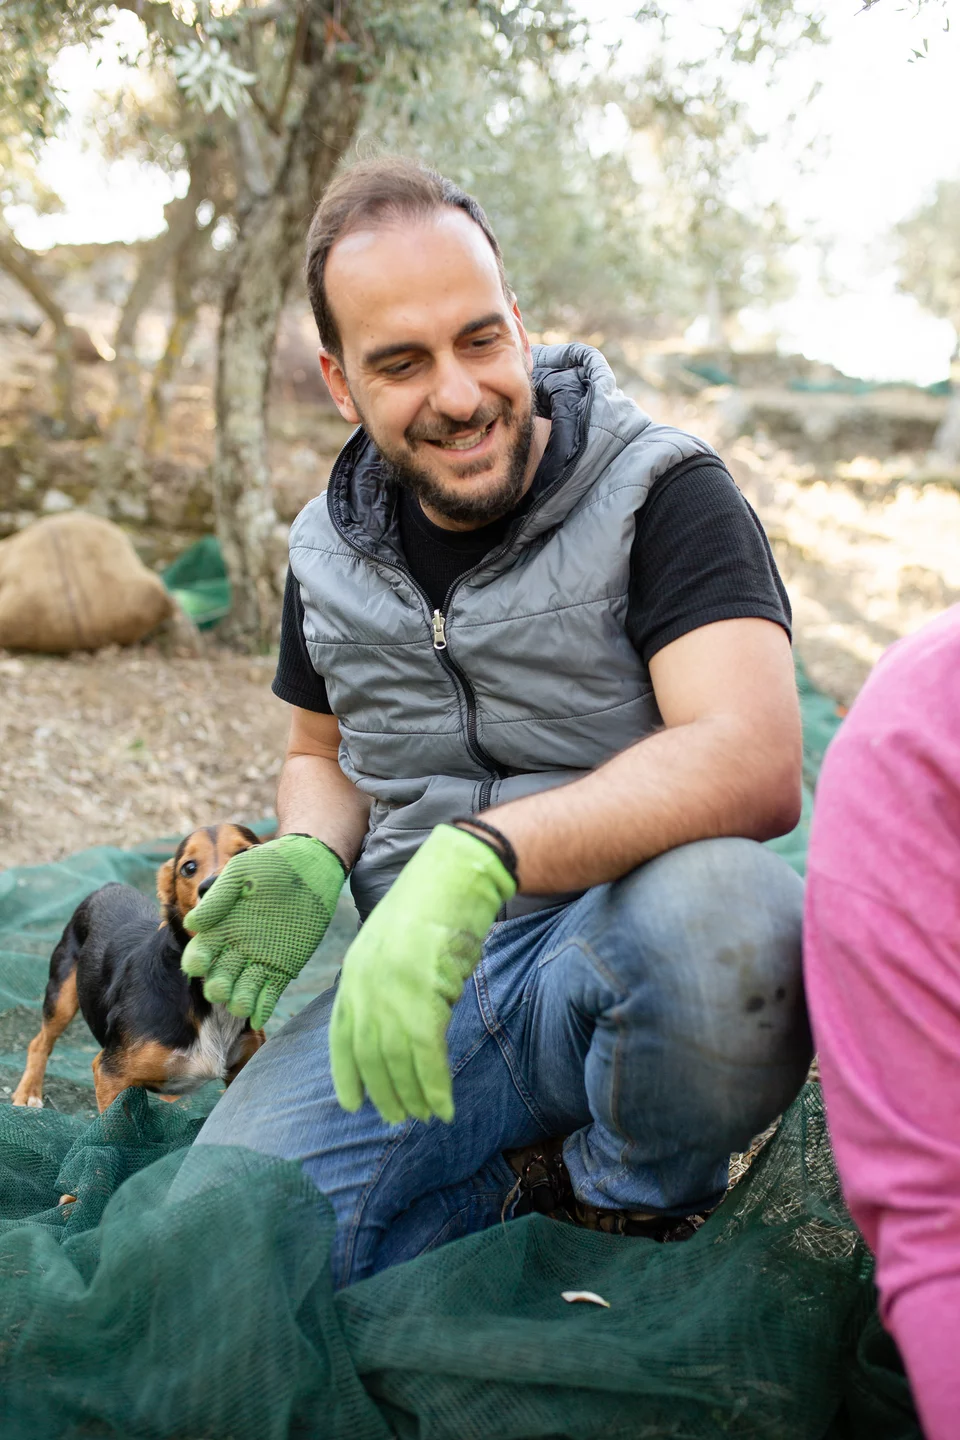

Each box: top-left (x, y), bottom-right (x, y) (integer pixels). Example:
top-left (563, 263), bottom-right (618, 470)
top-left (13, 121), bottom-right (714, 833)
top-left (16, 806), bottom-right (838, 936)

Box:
top-left (430, 355), bottom-right (482, 422)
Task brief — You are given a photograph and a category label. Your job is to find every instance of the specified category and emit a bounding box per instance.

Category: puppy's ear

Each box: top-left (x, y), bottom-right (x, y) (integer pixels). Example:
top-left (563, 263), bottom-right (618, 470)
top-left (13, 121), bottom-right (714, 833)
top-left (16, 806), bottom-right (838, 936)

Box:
top-left (157, 858), bottom-right (177, 912)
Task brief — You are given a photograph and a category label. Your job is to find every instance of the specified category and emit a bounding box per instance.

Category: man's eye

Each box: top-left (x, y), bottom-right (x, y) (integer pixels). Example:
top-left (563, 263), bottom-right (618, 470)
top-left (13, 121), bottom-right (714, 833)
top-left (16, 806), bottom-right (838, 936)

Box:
top-left (180, 860), bottom-right (198, 877)
top-left (383, 359), bottom-right (415, 376)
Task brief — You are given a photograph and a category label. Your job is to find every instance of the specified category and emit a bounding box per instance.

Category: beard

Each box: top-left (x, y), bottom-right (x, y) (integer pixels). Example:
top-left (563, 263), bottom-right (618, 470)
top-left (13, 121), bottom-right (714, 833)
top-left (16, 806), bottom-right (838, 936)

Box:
top-left (358, 385), bottom-right (536, 527)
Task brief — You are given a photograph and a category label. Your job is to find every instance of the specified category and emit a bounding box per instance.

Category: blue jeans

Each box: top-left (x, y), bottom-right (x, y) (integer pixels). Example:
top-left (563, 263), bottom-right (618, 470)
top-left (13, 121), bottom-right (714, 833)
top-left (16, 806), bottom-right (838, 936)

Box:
top-left (193, 837), bottom-right (809, 1290)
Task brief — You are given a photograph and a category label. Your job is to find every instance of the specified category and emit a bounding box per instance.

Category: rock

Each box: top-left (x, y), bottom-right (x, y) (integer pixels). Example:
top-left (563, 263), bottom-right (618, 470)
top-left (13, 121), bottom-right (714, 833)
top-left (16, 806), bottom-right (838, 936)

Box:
top-left (701, 386), bottom-right (947, 465)
top-left (151, 598), bottom-right (205, 658)
top-left (291, 446), bottom-right (321, 471)
top-left (41, 488), bottom-right (76, 513)
top-left (112, 491), bottom-right (149, 523)
top-left (270, 310), bottom-right (328, 405)
top-left (146, 458), bottom-right (214, 532)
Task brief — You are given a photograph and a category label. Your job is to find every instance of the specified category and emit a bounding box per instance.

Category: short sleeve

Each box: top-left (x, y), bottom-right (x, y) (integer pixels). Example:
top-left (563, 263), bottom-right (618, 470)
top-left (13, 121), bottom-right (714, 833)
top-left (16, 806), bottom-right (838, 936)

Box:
top-left (626, 459), bottom-right (791, 665)
top-left (271, 567), bottom-right (333, 714)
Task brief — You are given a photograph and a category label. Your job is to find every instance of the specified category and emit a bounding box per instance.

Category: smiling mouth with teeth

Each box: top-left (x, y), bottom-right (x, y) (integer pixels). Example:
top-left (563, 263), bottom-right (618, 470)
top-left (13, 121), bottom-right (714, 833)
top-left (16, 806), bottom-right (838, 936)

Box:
top-left (430, 421), bottom-right (495, 451)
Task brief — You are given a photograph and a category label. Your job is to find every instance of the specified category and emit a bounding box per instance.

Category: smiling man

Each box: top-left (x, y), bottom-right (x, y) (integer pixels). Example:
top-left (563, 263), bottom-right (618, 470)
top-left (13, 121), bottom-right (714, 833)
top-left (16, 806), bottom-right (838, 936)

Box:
top-left (182, 157), bottom-right (812, 1289)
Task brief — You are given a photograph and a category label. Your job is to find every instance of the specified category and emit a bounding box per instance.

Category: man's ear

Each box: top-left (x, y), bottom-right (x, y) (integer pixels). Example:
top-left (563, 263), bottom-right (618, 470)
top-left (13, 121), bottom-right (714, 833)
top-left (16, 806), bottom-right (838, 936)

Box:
top-left (157, 858), bottom-right (176, 912)
top-left (511, 298), bottom-right (534, 369)
top-left (319, 349), bottom-right (361, 424)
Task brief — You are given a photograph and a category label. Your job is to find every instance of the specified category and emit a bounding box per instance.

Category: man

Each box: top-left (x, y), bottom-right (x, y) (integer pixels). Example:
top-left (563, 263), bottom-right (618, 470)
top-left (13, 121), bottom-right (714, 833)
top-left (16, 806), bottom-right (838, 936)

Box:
top-left (181, 157), bottom-right (811, 1291)
top-left (803, 607), bottom-right (960, 1440)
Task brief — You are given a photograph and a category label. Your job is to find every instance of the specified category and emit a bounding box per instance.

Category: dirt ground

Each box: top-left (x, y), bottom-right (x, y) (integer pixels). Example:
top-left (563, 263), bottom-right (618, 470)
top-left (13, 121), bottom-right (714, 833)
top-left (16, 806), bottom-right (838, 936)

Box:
top-left (0, 646), bottom-right (289, 867)
top-left (728, 436), bottom-right (960, 704)
top-left (1, 347), bottom-right (959, 872)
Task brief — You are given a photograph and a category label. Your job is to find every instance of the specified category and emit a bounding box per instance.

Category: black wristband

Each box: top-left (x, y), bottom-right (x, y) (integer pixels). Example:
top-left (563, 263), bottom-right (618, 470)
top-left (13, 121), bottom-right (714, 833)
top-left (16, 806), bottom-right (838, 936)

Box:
top-left (282, 833), bottom-right (349, 878)
top-left (450, 816), bottom-right (519, 885)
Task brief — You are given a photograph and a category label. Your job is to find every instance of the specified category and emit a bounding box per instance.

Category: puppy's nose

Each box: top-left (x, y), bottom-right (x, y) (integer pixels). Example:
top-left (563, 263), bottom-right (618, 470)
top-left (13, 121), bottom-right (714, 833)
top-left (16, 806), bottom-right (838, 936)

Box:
top-left (197, 874), bottom-right (219, 900)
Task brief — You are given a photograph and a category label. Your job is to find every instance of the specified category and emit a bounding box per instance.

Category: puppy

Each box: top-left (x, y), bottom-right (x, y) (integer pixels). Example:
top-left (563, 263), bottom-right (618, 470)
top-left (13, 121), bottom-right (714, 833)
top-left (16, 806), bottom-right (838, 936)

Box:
top-left (12, 823), bottom-right (266, 1113)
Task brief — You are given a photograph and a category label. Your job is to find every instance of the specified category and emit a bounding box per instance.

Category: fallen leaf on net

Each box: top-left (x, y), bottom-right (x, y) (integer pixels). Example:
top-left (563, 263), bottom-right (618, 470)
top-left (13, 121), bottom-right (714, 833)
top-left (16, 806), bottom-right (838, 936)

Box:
top-left (561, 1290), bottom-right (610, 1308)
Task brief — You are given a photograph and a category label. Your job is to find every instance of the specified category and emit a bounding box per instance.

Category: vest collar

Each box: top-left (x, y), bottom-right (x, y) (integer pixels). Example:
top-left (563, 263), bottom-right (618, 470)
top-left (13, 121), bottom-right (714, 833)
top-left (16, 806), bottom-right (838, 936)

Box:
top-left (326, 343), bottom-right (650, 569)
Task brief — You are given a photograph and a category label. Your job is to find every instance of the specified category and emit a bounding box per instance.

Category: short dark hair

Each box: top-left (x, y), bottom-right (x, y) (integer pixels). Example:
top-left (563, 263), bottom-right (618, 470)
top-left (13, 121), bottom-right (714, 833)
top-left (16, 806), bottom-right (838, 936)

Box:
top-left (304, 156), bottom-right (509, 363)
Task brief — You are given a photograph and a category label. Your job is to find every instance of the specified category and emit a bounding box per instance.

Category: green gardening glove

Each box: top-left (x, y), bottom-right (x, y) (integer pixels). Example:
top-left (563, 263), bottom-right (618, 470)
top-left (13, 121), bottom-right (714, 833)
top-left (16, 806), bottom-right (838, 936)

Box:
top-left (329, 824), bottom-right (516, 1126)
top-left (181, 834), bottom-right (346, 1028)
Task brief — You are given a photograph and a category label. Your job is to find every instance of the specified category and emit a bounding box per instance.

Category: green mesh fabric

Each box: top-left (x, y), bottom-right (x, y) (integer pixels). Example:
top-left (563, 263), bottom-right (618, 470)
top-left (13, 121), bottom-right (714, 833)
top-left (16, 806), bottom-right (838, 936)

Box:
top-left (0, 672), bottom-right (921, 1438)
top-left (161, 535), bottom-right (231, 629)
top-left (0, 1084), bottom-right (918, 1438)
top-left (765, 659), bottom-right (845, 878)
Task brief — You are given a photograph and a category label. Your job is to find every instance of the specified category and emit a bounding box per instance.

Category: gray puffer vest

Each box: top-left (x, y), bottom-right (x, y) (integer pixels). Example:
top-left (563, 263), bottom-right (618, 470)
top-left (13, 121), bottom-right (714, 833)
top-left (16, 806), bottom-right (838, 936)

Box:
top-left (289, 343), bottom-right (717, 918)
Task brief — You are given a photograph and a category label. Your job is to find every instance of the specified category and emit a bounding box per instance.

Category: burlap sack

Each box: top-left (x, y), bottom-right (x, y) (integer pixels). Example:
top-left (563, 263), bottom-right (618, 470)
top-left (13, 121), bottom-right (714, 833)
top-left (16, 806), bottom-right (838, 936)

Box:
top-left (0, 512), bottom-right (173, 652)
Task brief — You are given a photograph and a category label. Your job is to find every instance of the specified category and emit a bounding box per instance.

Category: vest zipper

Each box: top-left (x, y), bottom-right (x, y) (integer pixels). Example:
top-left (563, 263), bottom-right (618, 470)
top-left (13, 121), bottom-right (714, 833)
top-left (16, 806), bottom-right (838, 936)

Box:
top-left (325, 457), bottom-right (507, 792)
top-left (431, 605), bottom-right (502, 800)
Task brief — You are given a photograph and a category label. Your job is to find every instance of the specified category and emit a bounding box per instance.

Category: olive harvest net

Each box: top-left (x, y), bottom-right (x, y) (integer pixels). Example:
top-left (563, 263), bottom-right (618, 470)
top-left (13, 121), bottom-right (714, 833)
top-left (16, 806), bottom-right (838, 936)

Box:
top-left (0, 668), bottom-right (921, 1439)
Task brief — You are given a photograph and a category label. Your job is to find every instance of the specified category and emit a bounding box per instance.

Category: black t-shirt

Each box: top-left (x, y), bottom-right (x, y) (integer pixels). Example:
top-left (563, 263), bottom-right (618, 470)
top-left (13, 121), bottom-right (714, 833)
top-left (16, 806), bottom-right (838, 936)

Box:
top-left (395, 484), bottom-right (533, 613)
top-left (272, 456), bottom-right (791, 716)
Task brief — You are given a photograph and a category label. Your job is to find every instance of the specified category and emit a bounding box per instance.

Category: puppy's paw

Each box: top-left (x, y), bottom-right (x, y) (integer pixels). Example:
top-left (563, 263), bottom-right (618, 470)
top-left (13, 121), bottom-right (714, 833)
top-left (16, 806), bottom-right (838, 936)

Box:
top-left (10, 1089), bottom-right (43, 1108)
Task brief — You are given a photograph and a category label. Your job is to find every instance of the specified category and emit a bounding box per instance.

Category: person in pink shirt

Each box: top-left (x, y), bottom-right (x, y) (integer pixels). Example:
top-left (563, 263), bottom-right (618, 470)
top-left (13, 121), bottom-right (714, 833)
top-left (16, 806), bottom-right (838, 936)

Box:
top-left (804, 604), bottom-right (960, 1440)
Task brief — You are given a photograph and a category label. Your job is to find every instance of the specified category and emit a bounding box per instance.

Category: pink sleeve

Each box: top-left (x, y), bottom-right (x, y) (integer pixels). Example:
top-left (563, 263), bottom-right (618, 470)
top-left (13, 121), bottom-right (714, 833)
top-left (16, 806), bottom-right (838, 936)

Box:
top-left (803, 608), bottom-right (960, 1440)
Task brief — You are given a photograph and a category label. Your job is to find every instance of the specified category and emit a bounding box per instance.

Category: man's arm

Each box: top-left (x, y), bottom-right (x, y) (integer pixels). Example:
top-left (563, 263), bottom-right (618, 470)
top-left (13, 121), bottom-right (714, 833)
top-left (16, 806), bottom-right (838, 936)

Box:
top-left (277, 707), bottom-right (371, 868)
top-left (480, 616), bottom-right (802, 894)
top-left (329, 615), bottom-right (801, 1125)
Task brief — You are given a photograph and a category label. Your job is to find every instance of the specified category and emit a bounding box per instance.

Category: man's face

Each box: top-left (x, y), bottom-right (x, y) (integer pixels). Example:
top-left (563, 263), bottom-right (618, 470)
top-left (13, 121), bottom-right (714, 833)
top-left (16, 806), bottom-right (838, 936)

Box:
top-left (320, 210), bottom-right (536, 529)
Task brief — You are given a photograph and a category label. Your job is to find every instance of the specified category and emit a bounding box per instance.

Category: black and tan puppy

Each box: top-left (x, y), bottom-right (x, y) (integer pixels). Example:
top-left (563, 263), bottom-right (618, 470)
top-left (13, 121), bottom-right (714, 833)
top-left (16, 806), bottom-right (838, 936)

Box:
top-left (12, 824), bottom-right (266, 1113)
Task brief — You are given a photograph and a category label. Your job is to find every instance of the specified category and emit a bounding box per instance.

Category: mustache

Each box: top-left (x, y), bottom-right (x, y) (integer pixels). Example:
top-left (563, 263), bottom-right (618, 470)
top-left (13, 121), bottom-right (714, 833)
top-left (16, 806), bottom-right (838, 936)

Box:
top-left (405, 399), bottom-right (512, 446)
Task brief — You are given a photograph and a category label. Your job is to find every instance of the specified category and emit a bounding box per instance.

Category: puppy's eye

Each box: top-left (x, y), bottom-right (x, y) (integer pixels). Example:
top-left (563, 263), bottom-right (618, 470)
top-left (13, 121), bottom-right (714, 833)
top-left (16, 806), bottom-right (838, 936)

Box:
top-left (180, 860), bottom-right (198, 877)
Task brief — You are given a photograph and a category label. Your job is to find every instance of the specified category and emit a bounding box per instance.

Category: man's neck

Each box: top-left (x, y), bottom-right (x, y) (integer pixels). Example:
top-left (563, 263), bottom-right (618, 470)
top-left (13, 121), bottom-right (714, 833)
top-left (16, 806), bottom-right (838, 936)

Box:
top-left (419, 416), bottom-right (552, 533)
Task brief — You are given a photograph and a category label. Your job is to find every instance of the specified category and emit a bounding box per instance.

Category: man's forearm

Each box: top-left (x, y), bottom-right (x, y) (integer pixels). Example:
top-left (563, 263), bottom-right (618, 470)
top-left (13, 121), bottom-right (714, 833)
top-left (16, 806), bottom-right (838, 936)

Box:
top-left (277, 753), bottom-right (371, 869)
top-left (484, 715), bottom-right (801, 895)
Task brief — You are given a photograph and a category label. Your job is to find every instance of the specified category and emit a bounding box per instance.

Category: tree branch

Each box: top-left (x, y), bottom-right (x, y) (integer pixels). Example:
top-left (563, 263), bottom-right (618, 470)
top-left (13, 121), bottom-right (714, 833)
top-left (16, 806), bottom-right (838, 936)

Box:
top-left (0, 234), bottom-right (68, 328)
top-left (234, 111), bottom-right (274, 198)
top-left (246, 82), bottom-right (284, 136)
top-left (269, 0), bottom-right (309, 128)
top-left (113, 149), bottom-right (210, 354)
top-left (0, 233), bottom-right (79, 433)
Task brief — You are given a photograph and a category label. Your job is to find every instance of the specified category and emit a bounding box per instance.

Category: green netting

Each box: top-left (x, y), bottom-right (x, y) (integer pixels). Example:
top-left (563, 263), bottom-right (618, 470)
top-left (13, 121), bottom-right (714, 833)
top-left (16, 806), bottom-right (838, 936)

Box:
top-left (787, 377), bottom-right (951, 397)
top-left (764, 658), bottom-right (843, 878)
top-left (681, 358), bottom-right (951, 398)
top-left (161, 535), bottom-right (232, 629)
top-left (0, 671), bottom-right (920, 1439)
top-left (684, 360), bottom-right (737, 387)
top-left (0, 1084), bottom-right (917, 1439)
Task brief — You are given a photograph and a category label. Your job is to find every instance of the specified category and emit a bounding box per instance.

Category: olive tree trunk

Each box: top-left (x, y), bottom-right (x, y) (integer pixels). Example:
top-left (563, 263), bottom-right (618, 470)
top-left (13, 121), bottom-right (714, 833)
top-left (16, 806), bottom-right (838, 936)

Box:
top-left (214, 49), bottom-right (364, 649)
top-left (144, 214), bottom-right (213, 457)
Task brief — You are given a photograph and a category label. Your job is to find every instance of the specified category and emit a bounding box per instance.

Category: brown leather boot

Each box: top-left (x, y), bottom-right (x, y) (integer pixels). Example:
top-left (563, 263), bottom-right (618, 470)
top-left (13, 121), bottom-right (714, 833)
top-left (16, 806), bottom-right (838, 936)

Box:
top-left (503, 1138), bottom-right (711, 1241)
